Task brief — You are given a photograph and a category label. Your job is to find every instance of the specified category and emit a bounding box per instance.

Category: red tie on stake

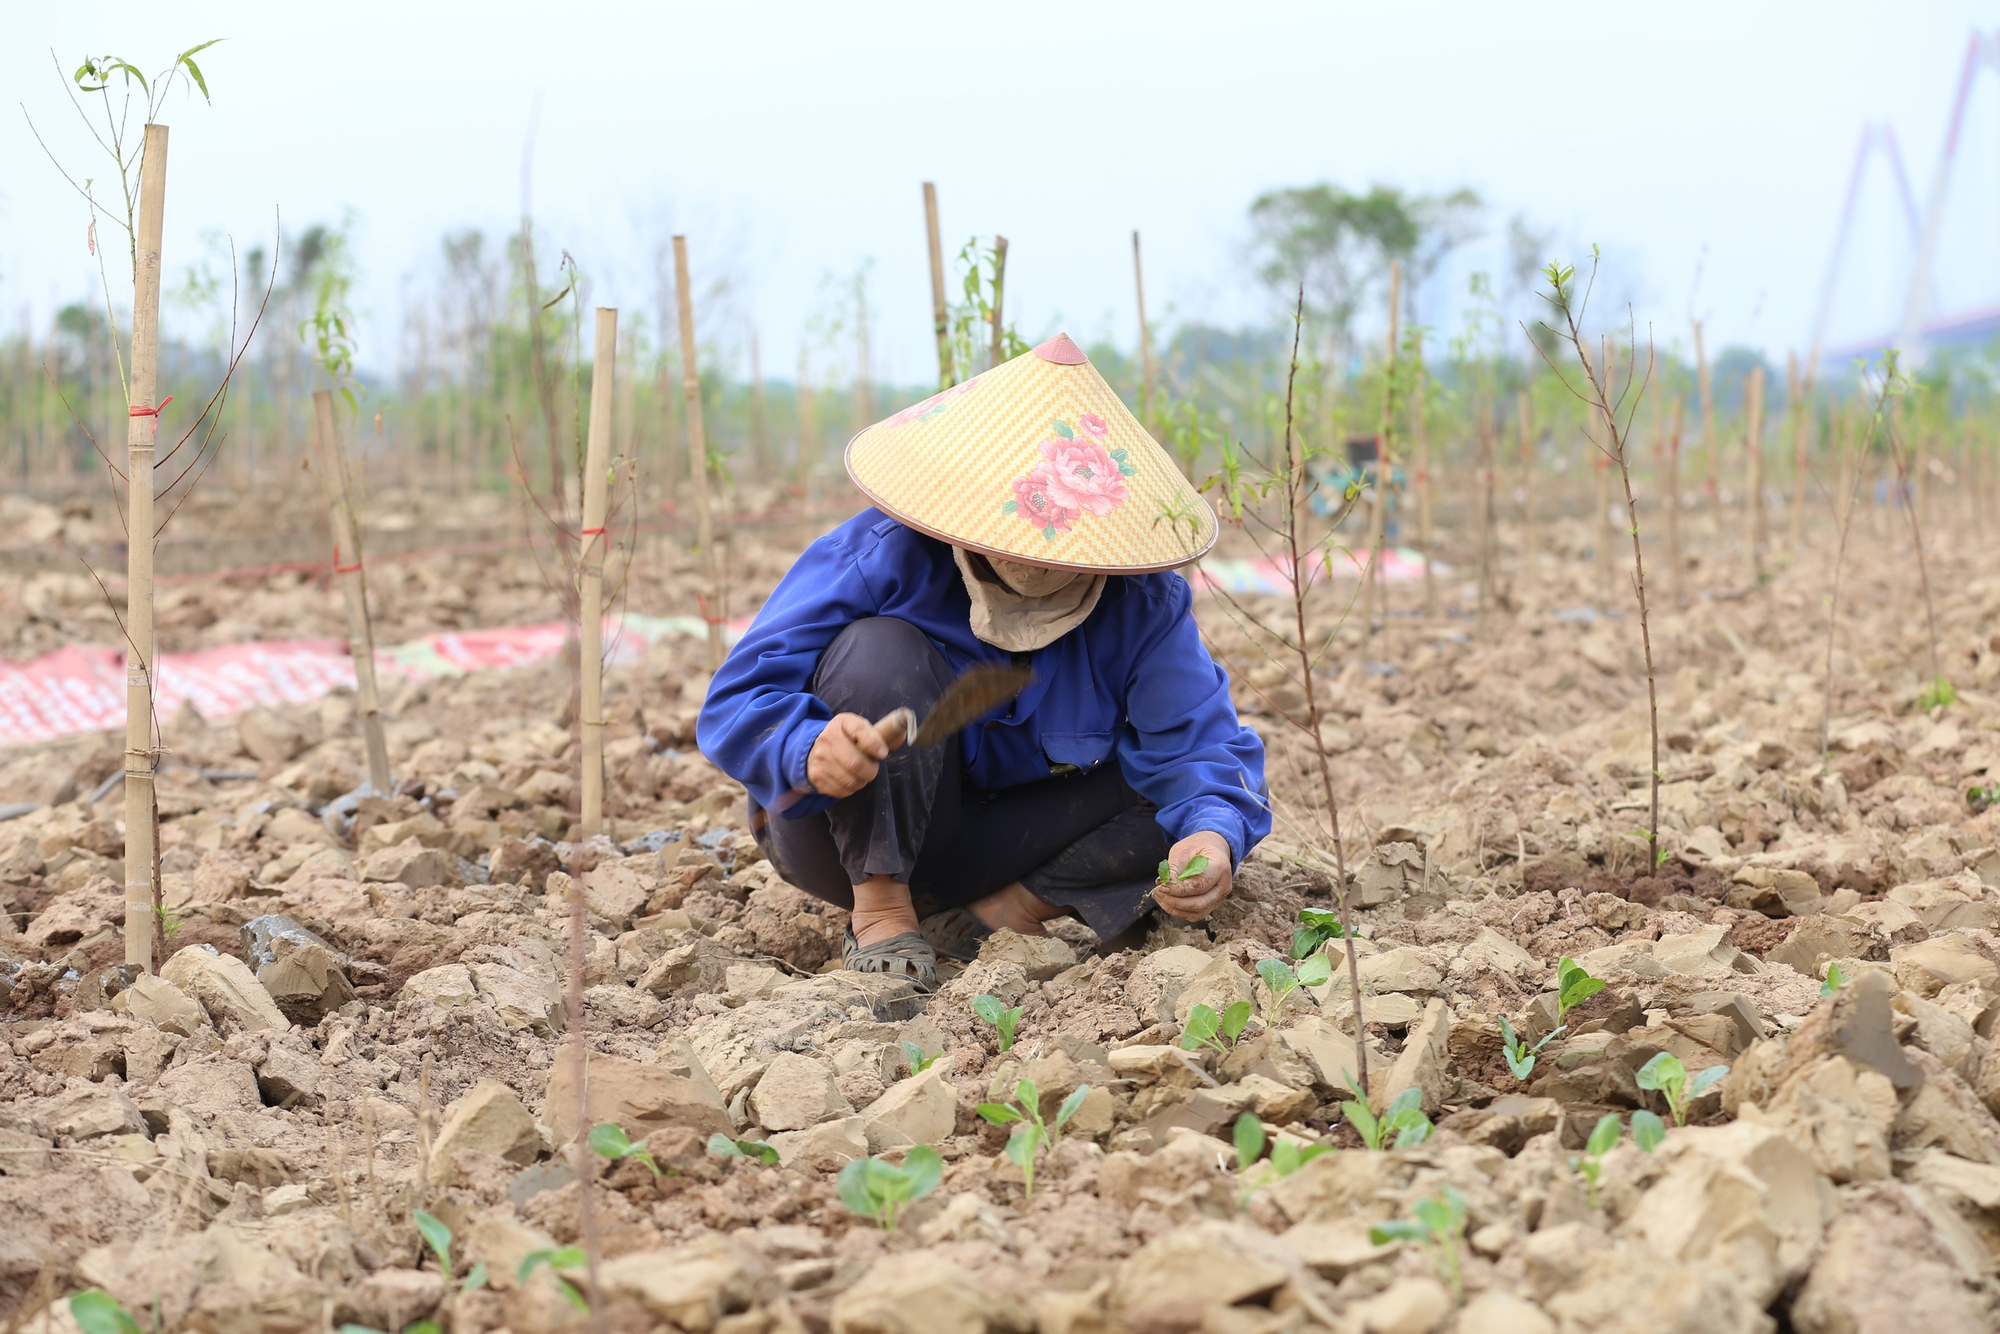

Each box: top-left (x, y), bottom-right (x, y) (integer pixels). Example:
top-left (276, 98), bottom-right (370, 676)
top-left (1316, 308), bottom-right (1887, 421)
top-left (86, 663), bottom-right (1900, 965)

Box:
top-left (128, 396), bottom-right (173, 431)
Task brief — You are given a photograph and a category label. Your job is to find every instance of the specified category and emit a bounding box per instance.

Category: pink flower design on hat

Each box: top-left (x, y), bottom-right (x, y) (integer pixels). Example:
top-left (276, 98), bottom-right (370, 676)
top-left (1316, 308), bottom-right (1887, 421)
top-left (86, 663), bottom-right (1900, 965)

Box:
top-left (1038, 436), bottom-right (1129, 517)
top-left (1005, 463), bottom-right (1077, 537)
top-left (1000, 417), bottom-right (1138, 541)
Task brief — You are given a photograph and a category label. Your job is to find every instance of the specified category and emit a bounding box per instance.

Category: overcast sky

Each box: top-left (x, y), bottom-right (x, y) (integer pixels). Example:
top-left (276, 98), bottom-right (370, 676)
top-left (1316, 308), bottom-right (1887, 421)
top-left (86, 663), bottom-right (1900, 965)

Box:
top-left (6, 1), bottom-right (2000, 388)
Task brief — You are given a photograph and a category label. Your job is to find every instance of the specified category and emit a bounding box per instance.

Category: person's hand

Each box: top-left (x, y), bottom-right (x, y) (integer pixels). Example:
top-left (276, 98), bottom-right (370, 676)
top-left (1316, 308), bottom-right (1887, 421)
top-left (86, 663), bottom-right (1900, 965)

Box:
top-left (1154, 830), bottom-right (1234, 921)
top-left (807, 713), bottom-right (890, 799)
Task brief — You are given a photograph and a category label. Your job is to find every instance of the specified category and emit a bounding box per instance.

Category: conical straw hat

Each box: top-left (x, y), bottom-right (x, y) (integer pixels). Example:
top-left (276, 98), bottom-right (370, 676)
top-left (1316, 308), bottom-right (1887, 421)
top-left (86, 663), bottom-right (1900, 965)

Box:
top-left (844, 333), bottom-right (1218, 573)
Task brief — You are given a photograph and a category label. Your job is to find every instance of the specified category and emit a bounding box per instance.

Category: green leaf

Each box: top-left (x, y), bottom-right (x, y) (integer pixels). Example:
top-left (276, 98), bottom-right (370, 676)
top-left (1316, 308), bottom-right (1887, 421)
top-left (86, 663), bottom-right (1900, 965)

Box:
top-left (1001, 499), bottom-right (1018, 515)
top-left (996, 1006), bottom-right (1022, 1050)
top-left (413, 1210), bottom-right (453, 1275)
top-left (902, 1040), bottom-right (938, 1073)
top-left (1256, 957), bottom-right (1295, 993)
top-left (1687, 1065), bottom-right (1730, 1099)
top-left (1386, 1088), bottom-right (1423, 1120)
top-left (1015, 1078), bottom-right (1041, 1114)
top-left (977, 1103), bottom-right (1024, 1125)
top-left (1630, 1109), bottom-right (1666, 1153)
top-left (1635, 1051), bottom-right (1683, 1094)
top-left (1291, 926), bottom-right (1325, 959)
top-left (1181, 853), bottom-right (1210, 878)
top-left (1003, 1123), bottom-right (1040, 1172)
top-left (69, 1291), bottom-right (143, 1334)
top-left (462, 1262), bottom-right (489, 1293)
top-left (1220, 1000), bottom-right (1253, 1040)
top-left (1586, 1113), bottom-right (1622, 1157)
top-left (1180, 1004), bottom-right (1220, 1050)
top-left (902, 1145), bottom-right (944, 1200)
top-left (1341, 1099), bottom-right (1381, 1151)
top-left (1052, 419), bottom-right (1075, 439)
top-left (1821, 962), bottom-right (1844, 996)
top-left (1157, 858), bottom-right (1174, 881)
top-left (973, 994), bottom-right (1003, 1025)
top-left (1056, 1084), bottom-right (1090, 1129)
top-left (588, 1123), bottom-right (634, 1160)
top-left (1369, 1220), bottom-right (1428, 1243)
top-left (836, 1157), bottom-right (881, 1222)
top-left (1299, 908), bottom-right (1344, 932)
top-left (1233, 1112), bottom-right (1266, 1170)
top-left (1296, 954), bottom-right (1333, 988)
top-left (1391, 1116), bottom-right (1433, 1149)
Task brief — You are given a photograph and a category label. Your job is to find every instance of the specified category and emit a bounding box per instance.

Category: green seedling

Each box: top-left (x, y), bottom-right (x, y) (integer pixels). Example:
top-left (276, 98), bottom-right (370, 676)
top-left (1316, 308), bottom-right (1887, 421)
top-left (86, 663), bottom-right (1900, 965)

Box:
top-left (69, 1291), bottom-right (148, 1334)
top-left (707, 1133), bottom-right (779, 1166)
top-left (837, 1145), bottom-right (943, 1229)
top-left (902, 1040), bottom-right (941, 1074)
top-left (588, 1123), bottom-right (664, 1177)
top-left (1636, 1051), bottom-right (1729, 1127)
top-left (1630, 1109), bottom-right (1666, 1153)
top-left (1968, 782), bottom-right (2000, 815)
top-left (973, 994), bottom-right (1023, 1052)
top-left (1370, 1185), bottom-right (1468, 1297)
top-left (1340, 1075), bottom-right (1432, 1151)
top-left (1919, 676), bottom-right (1959, 713)
top-left (1156, 851), bottom-right (1210, 886)
top-left (978, 1077), bottom-right (1091, 1198)
top-left (411, 1210), bottom-right (488, 1295)
top-left (1255, 954), bottom-right (1333, 1026)
top-left (1232, 1112), bottom-right (1333, 1193)
top-left (1291, 907), bottom-right (1348, 959)
top-left (1499, 1014), bottom-right (1563, 1082)
top-left (1569, 1113), bottom-right (1622, 1208)
top-left (1180, 1001), bottom-right (1253, 1055)
top-left (1555, 957), bottom-right (1606, 1022)
top-left (1821, 962), bottom-right (1845, 997)
top-left (518, 1247), bottom-right (589, 1311)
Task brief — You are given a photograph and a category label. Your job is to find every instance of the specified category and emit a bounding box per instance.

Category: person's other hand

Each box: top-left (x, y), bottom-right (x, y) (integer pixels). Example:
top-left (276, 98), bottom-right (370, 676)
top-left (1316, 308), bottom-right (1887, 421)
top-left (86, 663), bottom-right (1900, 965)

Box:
top-left (1154, 830), bottom-right (1234, 921)
top-left (807, 713), bottom-right (890, 798)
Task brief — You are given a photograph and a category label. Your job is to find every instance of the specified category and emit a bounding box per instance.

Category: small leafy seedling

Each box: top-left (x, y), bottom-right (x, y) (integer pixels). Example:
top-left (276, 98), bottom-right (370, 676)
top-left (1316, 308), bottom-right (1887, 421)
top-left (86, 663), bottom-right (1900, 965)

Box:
top-left (1499, 1014), bottom-right (1563, 1082)
top-left (707, 1133), bottom-right (780, 1166)
top-left (1232, 1112), bottom-right (1332, 1193)
top-left (1555, 957), bottom-right (1606, 1022)
top-left (973, 994), bottom-right (1023, 1052)
top-left (1370, 1185), bottom-right (1468, 1297)
top-left (837, 1145), bottom-right (943, 1229)
top-left (69, 1291), bottom-right (147, 1334)
top-left (1636, 1051), bottom-right (1729, 1127)
top-left (1919, 676), bottom-right (1958, 713)
top-left (978, 1077), bottom-right (1090, 1198)
top-left (1180, 1000), bottom-right (1254, 1055)
top-left (589, 1123), bottom-right (664, 1177)
top-left (410, 1210), bottom-right (487, 1295)
top-left (1256, 954), bottom-right (1333, 1026)
top-left (902, 1040), bottom-right (941, 1074)
top-left (1291, 907), bottom-right (1348, 959)
top-left (1341, 1075), bottom-right (1432, 1151)
top-left (518, 1247), bottom-right (589, 1311)
top-left (1969, 782), bottom-right (2000, 815)
top-left (1821, 962), bottom-right (1845, 997)
top-left (1156, 851), bottom-right (1211, 887)
top-left (1630, 1109), bottom-right (1666, 1153)
top-left (1568, 1113), bottom-right (1621, 1208)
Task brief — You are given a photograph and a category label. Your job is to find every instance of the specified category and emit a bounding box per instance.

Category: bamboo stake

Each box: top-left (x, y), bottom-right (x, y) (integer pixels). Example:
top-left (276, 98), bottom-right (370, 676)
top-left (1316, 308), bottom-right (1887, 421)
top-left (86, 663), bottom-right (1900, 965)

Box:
top-left (1800, 352), bottom-right (1816, 556)
top-left (1694, 320), bottom-right (1717, 535)
top-left (578, 308), bottom-right (617, 841)
top-left (1746, 365), bottom-right (1766, 584)
top-left (1361, 261), bottom-right (1400, 642)
top-left (924, 183), bottom-right (952, 389)
top-left (123, 123), bottom-right (168, 972)
top-left (311, 392), bottom-right (393, 796)
top-left (989, 237), bottom-right (1009, 373)
top-left (1414, 346), bottom-right (1436, 617)
top-left (673, 237), bottom-right (724, 671)
top-left (1517, 391), bottom-right (1535, 560)
top-left (1134, 230), bottom-right (1157, 445)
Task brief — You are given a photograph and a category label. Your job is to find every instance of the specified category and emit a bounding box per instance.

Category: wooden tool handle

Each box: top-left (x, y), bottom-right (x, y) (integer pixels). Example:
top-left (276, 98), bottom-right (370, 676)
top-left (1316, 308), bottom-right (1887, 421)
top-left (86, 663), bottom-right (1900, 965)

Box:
top-left (873, 707), bottom-right (916, 752)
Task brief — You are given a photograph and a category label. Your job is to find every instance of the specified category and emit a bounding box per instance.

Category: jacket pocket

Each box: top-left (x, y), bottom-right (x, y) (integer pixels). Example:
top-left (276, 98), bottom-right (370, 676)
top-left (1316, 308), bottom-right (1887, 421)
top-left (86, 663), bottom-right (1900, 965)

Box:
top-left (1041, 730), bottom-right (1114, 771)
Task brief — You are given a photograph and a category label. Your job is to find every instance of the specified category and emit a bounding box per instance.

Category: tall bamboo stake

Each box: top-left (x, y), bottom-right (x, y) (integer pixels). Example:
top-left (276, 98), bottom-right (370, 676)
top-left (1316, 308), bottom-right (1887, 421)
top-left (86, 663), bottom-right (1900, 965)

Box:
top-left (123, 124), bottom-right (168, 971)
top-left (1746, 366), bottom-right (1766, 583)
top-left (1414, 345), bottom-right (1436, 616)
top-left (1517, 391), bottom-right (1535, 559)
top-left (673, 237), bottom-right (724, 670)
top-left (1134, 230), bottom-right (1157, 444)
top-left (578, 309), bottom-right (617, 840)
top-left (1786, 353), bottom-right (1808, 555)
top-left (989, 237), bottom-right (1009, 372)
top-left (311, 391), bottom-right (393, 796)
top-left (1694, 320), bottom-right (1717, 535)
top-left (1361, 261), bottom-right (1401, 642)
top-left (923, 182), bottom-right (952, 389)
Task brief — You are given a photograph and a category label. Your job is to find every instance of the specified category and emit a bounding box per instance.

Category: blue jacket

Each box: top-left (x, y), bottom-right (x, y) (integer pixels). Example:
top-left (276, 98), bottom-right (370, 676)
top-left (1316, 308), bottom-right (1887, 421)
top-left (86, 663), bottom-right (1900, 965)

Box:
top-left (696, 510), bottom-right (1270, 862)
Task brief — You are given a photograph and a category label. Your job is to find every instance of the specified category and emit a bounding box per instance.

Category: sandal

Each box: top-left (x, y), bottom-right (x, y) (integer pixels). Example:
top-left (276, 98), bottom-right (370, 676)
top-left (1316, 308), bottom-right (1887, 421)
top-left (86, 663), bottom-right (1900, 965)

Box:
top-left (842, 925), bottom-right (938, 992)
top-left (920, 906), bottom-right (994, 962)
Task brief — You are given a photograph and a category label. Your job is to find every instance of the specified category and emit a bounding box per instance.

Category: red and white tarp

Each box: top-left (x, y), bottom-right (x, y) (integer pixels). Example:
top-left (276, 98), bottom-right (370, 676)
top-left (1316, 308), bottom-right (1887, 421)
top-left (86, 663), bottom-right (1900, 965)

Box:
top-left (0, 614), bottom-right (749, 749)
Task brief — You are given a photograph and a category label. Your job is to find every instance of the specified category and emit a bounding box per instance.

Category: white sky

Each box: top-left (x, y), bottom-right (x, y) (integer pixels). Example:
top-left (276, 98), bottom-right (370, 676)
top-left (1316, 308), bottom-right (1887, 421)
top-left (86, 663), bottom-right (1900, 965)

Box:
top-left (6, 1), bottom-right (2000, 387)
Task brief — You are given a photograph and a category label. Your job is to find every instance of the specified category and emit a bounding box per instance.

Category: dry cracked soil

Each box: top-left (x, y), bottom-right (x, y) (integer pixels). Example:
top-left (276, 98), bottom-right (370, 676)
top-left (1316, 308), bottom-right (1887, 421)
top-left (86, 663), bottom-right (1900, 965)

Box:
top-left (6, 495), bottom-right (2000, 1334)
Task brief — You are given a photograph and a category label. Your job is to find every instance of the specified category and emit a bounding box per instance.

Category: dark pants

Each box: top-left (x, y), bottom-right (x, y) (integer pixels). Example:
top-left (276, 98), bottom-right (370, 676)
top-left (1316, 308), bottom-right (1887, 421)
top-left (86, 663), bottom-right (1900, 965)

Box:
top-left (755, 617), bottom-right (1169, 942)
